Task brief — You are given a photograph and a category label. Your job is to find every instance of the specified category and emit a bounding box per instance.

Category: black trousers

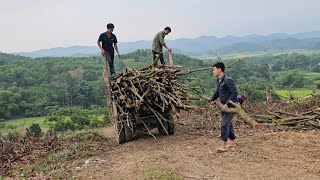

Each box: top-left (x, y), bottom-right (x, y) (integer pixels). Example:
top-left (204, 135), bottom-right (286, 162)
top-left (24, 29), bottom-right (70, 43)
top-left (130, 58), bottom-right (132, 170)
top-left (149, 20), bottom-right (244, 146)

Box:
top-left (152, 50), bottom-right (165, 65)
top-left (220, 112), bottom-right (236, 141)
top-left (105, 52), bottom-right (115, 76)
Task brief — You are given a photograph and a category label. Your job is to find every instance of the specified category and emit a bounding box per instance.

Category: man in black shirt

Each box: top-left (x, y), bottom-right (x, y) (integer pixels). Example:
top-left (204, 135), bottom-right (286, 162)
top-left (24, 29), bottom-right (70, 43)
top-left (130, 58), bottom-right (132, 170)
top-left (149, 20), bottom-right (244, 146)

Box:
top-left (97, 23), bottom-right (121, 77)
top-left (209, 62), bottom-right (238, 152)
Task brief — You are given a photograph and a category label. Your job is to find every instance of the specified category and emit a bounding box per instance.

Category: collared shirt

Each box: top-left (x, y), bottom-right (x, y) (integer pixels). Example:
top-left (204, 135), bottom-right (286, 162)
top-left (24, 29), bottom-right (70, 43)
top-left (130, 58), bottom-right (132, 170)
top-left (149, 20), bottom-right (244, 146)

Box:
top-left (211, 75), bottom-right (238, 106)
top-left (152, 31), bottom-right (166, 53)
top-left (98, 32), bottom-right (118, 53)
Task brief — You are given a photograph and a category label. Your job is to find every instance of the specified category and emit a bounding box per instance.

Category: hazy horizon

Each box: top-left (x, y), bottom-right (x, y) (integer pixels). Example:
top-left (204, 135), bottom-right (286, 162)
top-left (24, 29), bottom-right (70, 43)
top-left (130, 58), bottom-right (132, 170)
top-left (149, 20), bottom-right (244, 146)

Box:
top-left (1, 0), bottom-right (320, 53)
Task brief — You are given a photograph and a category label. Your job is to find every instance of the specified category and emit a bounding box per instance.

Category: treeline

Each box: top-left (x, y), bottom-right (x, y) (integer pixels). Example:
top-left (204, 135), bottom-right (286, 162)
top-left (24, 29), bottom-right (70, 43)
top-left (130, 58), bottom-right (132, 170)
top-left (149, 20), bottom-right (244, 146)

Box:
top-left (0, 50), bottom-right (319, 119)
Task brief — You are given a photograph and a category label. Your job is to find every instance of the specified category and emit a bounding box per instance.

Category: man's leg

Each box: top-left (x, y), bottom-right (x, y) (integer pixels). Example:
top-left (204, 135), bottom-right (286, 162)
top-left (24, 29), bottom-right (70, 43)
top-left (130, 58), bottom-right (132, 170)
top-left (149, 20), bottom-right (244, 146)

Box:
top-left (227, 115), bottom-right (237, 148)
top-left (159, 53), bottom-right (165, 65)
top-left (106, 53), bottom-right (116, 76)
top-left (217, 112), bottom-right (230, 152)
top-left (152, 51), bottom-right (159, 66)
top-left (217, 112), bottom-right (234, 152)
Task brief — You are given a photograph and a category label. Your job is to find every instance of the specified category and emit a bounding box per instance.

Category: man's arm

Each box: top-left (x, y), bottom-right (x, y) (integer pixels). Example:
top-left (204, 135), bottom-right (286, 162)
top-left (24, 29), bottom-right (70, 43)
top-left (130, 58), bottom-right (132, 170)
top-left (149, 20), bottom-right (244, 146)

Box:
top-left (114, 44), bottom-right (120, 59)
top-left (159, 34), bottom-right (172, 52)
top-left (97, 35), bottom-right (105, 55)
top-left (210, 90), bottom-right (219, 102)
top-left (226, 78), bottom-right (238, 104)
top-left (113, 35), bottom-right (120, 59)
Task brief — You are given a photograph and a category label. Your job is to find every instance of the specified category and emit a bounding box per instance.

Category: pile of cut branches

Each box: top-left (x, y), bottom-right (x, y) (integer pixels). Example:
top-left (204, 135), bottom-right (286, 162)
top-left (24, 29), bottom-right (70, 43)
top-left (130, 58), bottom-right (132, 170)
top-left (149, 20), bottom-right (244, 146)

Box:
top-left (0, 133), bottom-right (61, 175)
top-left (0, 131), bottom-right (109, 176)
top-left (109, 65), bottom-right (200, 131)
top-left (255, 95), bottom-right (320, 129)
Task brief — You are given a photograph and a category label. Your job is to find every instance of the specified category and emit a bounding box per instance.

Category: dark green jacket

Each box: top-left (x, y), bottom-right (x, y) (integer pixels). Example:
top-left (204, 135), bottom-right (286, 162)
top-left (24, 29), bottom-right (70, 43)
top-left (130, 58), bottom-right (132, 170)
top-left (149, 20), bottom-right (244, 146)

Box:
top-left (152, 31), bottom-right (165, 53)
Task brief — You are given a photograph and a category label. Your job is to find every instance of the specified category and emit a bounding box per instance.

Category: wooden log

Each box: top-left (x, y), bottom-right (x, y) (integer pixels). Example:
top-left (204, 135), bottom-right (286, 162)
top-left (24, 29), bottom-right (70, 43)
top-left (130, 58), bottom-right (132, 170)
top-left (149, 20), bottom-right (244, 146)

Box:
top-left (217, 100), bottom-right (260, 130)
top-left (102, 54), bottom-right (117, 124)
top-left (168, 51), bottom-right (174, 67)
top-left (200, 96), bottom-right (260, 129)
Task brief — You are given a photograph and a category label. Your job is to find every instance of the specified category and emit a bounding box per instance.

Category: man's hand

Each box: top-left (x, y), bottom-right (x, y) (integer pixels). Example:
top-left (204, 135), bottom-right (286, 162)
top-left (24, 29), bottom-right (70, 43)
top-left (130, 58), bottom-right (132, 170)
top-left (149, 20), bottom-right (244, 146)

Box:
top-left (101, 49), bottom-right (105, 56)
top-left (223, 104), bottom-right (228, 109)
top-left (168, 48), bottom-right (172, 52)
top-left (118, 53), bottom-right (121, 59)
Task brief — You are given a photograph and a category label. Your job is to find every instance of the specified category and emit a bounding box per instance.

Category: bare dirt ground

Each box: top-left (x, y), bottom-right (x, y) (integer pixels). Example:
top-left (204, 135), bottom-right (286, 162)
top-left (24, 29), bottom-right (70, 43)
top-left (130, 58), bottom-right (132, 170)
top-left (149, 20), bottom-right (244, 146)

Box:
top-left (73, 115), bottom-right (320, 180)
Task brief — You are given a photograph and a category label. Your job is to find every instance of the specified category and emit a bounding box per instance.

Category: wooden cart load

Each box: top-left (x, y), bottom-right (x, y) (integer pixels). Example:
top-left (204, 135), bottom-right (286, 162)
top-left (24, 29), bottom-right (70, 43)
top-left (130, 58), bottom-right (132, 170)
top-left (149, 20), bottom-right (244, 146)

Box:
top-left (102, 52), bottom-right (195, 144)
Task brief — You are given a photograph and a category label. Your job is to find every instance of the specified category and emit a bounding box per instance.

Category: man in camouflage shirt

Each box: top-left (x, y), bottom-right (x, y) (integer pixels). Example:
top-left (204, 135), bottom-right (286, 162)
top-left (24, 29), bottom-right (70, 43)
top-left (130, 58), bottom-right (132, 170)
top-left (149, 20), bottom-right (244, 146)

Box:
top-left (152, 27), bottom-right (172, 65)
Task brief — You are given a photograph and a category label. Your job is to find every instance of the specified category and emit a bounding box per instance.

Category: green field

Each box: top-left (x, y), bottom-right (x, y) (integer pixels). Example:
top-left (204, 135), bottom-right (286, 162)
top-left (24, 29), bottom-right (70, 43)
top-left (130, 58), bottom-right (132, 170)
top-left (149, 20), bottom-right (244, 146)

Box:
top-left (275, 89), bottom-right (319, 99)
top-left (196, 49), bottom-right (320, 60)
top-left (0, 115), bottom-right (106, 135)
top-left (0, 117), bottom-right (49, 134)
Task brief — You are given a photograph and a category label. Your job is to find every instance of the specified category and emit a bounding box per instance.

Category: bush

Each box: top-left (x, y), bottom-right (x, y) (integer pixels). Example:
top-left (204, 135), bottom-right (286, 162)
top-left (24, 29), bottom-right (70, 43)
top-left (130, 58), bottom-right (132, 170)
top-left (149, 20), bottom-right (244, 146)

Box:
top-left (6, 124), bottom-right (17, 129)
top-left (0, 123), bottom-right (5, 129)
top-left (46, 115), bottom-right (62, 122)
top-left (48, 106), bottom-right (109, 132)
top-left (70, 114), bottom-right (90, 127)
top-left (52, 120), bottom-right (75, 132)
top-left (103, 115), bottom-right (111, 125)
top-left (26, 123), bottom-right (43, 137)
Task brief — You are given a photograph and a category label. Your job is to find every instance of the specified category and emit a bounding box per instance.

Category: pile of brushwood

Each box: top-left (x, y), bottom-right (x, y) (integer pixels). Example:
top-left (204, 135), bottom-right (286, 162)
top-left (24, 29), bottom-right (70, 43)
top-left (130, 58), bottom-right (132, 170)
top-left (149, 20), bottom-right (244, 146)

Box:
top-left (109, 65), bottom-right (200, 130)
top-left (0, 133), bottom-right (61, 175)
top-left (0, 131), bottom-right (107, 176)
top-left (255, 94), bottom-right (320, 129)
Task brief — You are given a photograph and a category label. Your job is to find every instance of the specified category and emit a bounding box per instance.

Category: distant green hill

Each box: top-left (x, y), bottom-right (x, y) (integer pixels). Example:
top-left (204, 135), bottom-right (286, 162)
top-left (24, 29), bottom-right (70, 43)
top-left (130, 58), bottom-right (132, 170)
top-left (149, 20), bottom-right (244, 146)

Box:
top-left (0, 52), bottom-right (31, 65)
top-left (1, 50), bottom-right (319, 119)
top-left (13, 31), bottom-right (320, 57)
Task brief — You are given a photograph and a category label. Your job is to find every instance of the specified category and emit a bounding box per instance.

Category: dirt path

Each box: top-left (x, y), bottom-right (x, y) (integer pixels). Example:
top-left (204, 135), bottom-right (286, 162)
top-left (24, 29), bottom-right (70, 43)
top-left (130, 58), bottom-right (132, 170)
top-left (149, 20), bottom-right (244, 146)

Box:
top-left (73, 124), bottom-right (320, 180)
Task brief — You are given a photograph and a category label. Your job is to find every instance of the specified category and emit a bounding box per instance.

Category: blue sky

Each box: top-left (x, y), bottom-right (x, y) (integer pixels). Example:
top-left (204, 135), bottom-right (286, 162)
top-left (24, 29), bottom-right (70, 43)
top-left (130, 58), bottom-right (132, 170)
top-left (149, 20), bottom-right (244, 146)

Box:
top-left (0, 0), bottom-right (320, 52)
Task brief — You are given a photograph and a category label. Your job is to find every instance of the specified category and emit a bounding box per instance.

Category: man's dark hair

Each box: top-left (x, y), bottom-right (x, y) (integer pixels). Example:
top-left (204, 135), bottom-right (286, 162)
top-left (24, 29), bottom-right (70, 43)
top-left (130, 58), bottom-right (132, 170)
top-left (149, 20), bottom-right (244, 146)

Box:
top-left (107, 23), bottom-right (115, 29)
top-left (212, 62), bottom-right (225, 72)
top-left (164, 27), bottom-right (171, 32)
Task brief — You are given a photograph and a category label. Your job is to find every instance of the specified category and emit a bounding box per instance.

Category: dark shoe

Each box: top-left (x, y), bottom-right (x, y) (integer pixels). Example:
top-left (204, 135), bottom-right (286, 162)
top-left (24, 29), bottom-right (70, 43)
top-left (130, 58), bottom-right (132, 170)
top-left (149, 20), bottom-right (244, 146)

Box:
top-left (109, 74), bottom-right (116, 80)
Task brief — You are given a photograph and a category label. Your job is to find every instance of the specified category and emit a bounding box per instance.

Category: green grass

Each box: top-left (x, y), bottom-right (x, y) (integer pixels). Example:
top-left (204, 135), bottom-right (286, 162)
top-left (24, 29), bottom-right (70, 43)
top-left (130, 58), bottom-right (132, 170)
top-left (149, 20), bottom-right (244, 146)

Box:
top-left (305, 72), bottom-right (320, 81)
top-left (19, 139), bottom-right (97, 179)
top-left (0, 115), bottom-right (106, 135)
top-left (275, 89), bottom-right (319, 98)
top-left (0, 117), bottom-right (49, 134)
top-left (144, 166), bottom-right (180, 180)
top-left (196, 49), bottom-right (320, 60)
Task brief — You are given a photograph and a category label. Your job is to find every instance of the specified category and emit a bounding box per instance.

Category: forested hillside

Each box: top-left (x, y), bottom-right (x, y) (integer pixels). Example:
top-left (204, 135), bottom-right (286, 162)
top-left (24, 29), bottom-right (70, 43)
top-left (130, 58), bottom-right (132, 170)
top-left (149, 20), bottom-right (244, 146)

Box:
top-left (1, 50), bottom-right (319, 119)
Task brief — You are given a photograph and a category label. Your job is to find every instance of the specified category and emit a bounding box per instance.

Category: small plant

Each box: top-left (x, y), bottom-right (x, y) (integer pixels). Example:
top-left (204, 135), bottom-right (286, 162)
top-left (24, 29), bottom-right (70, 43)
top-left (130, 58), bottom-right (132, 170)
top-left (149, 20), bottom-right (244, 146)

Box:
top-left (6, 124), bottom-right (17, 129)
top-left (0, 123), bottom-right (5, 129)
top-left (46, 115), bottom-right (62, 122)
top-left (145, 166), bottom-right (180, 180)
top-left (103, 115), bottom-right (111, 125)
top-left (26, 123), bottom-right (43, 137)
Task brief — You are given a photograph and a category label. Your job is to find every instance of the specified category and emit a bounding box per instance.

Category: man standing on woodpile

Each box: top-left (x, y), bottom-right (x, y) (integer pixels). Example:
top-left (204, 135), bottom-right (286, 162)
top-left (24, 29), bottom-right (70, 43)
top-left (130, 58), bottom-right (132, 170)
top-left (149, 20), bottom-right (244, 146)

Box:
top-left (209, 62), bottom-right (238, 152)
top-left (152, 27), bottom-right (172, 66)
top-left (97, 23), bottom-right (121, 78)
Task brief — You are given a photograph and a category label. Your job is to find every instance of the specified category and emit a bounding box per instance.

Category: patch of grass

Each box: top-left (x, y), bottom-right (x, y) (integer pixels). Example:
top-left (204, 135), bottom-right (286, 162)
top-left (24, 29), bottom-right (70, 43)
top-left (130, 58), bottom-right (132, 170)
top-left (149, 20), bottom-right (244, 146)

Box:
top-left (19, 141), bottom-right (95, 179)
top-left (275, 89), bottom-right (319, 98)
top-left (57, 129), bottom-right (103, 141)
top-left (196, 49), bottom-right (320, 60)
top-left (0, 117), bottom-right (49, 134)
top-left (305, 72), bottom-right (320, 84)
top-left (144, 166), bottom-right (180, 180)
top-left (0, 115), bottom-right (107, 135)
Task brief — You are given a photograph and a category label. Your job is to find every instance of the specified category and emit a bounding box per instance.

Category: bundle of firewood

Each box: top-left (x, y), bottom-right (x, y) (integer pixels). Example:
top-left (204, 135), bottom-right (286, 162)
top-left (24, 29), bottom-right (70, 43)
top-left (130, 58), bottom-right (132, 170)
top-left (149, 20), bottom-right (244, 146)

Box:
top-left (108, 65), bottom-right (199, 125)
top-left (256, 108), bottom-right (320, 128)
